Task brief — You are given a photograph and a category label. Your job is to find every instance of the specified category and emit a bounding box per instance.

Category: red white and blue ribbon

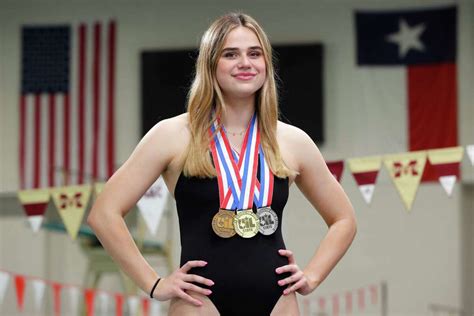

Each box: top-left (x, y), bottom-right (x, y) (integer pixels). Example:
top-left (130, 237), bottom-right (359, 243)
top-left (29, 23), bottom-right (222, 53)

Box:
top-left (209, 113), bottom-right (260, 210)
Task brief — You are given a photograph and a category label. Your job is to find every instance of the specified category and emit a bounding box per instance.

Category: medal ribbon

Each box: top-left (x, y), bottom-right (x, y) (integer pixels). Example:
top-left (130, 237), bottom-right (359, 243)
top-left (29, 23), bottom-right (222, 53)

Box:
top-left (209, 113), bottom-right (259, 210)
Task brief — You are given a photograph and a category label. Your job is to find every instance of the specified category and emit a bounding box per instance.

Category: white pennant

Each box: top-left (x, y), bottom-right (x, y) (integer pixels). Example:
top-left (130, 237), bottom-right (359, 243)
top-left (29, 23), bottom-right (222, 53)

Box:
top-left (32, 279), bottom-right (46, 310)
top-left (467, 145), bottom-right (474, 166)
top-left (98, 292), bottom-right (109, 315)
top-left (358, 184), bottom-right (375, 204)
top-left (67, 287), bottom-right (80, 316)
top-left (127, 296), bottom-right (140, 316)
top-left (0, 272), bottom-right (10, 303)
top-left (439, 175), bottom-right (457, 197)
top-left (150, 299), bottom-right (162, 316)
top-left (28, 215), bottom-right (44, 233)
top-left (137, 177), bottom-right (169, 235)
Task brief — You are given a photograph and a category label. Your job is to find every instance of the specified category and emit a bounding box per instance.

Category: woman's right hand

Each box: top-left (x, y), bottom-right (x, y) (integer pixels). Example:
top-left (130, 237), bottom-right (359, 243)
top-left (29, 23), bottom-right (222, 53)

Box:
top-left (153, 260), bottom-right (214, 306)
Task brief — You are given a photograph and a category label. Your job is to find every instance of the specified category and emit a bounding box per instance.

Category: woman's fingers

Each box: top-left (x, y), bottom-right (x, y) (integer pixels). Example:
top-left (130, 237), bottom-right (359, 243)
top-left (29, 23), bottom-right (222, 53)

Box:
top-left (182, 282), bottom-right (213, 296)
top-left (275, 264), bottom-right (298, 275)
top-left (277, 270), bottom-right (304, 286)
top-left (177, 290), bottom-right (203, 306)
top-left (180, 260), bottom-right (208, 273)
top-left (183, 274), bottom-right (215, 286)
top-left (278, 249), bottom-right (295, 264)
top-left (283, 278), bottom-right (306, 295)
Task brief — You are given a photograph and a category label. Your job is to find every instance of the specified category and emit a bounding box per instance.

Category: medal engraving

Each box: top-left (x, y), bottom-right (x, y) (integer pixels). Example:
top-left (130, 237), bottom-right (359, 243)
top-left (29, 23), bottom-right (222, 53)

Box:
top-left (257, 207), bottom-right (278, 235)
top-left (212, 209), bottom-right (236, 238)
top-left (234, 209), bottom-right (260, 238)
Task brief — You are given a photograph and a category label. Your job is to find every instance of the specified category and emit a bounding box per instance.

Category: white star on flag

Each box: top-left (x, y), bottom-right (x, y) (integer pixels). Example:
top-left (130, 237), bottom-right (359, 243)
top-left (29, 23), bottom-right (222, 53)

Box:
top-left (386, 19), bottom-right (426, 58)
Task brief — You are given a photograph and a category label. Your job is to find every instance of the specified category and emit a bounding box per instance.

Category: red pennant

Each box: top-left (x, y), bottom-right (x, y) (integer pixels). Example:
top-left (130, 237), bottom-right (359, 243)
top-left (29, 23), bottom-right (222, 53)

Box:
top-left (115, 294), bottom-right (124, 316)
top-left (358, 288), bottom-right (365, 310)
top-left (345, 291), bottom-right (353, 314)
top-left (52, 283), bottom-right (62, 316)
top-left (14, 275), bottom-right (26, 311)
top-left (318, 297), bottom-right (326, 310)
top-left (85, 288), bottom-right (96, 316)
top-left (327, 160), bottom-right (344, 182)
top-left (332, 295), bottom-right (339, 316)
top-left (370, 284), bottom-right (378, 305)
top-left (142, 298), bottom-right (150, 316)
top-left (303, 298), bottom-right (310, 316)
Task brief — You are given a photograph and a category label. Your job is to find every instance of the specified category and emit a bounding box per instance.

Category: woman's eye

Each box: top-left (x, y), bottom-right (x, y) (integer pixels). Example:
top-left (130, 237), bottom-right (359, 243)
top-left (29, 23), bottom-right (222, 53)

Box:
top-left (223, 52), bottom-right (237, 58)
top-left (249, 51), bottom-right (262, 58)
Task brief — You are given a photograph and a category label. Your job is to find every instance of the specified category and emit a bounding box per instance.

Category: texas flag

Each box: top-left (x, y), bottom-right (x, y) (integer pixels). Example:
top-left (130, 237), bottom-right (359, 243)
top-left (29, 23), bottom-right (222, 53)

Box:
top-left (355, 6), bottom-right (458, 182)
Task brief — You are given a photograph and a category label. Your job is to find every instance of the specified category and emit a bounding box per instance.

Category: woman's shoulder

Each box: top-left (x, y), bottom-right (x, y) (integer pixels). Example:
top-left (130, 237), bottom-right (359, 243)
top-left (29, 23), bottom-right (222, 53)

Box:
top-left (276, 120), bottom-right (314, 146)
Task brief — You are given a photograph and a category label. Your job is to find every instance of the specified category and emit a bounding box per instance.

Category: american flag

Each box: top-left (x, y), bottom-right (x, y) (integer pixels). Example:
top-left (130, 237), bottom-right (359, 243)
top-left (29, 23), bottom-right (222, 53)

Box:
top-left (19, 21), bottom-right (116, 189)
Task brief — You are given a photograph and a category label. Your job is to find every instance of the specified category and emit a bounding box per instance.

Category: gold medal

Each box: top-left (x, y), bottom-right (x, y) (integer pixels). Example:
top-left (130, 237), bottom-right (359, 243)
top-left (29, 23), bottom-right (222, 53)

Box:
top-left (233, 209), bottom-right (260, 238)
top-left (212, 209), bottom-right (236, 238)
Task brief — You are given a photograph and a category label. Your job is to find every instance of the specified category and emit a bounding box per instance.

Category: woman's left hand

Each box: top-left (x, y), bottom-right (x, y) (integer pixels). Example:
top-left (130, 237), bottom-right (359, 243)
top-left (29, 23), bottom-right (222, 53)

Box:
top-left (276, 249), bottom-right (313, 296)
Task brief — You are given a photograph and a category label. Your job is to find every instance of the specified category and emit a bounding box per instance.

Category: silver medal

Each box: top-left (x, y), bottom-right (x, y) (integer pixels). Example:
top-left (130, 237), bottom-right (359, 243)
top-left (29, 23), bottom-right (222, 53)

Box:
top-left (257, 207), bottom-right (278, 235)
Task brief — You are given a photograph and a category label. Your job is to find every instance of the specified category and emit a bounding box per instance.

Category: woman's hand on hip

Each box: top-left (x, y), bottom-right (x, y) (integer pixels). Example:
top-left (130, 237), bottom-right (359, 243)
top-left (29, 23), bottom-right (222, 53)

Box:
top-left (153, 260), bottom-right (214, 306)
top-left (276, 249), bottom-right (313, 296)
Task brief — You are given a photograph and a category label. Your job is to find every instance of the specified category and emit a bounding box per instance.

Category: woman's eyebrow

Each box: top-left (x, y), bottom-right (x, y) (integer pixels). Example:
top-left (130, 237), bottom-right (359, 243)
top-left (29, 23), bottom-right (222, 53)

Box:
top-left (221, 46), bottom-right (263, 52)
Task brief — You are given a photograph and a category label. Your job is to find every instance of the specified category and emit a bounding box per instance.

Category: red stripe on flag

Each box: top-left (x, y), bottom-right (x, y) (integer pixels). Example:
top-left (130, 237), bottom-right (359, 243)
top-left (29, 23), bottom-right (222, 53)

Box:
top-left (92, 22), bottom-right (101, 181)
top-left (64, 93), bottom-right (70, 185)
top-left (78, 24), bottom-right (86, 184)
top-left (34, 94), bottom-right (41, 188)
top-left (107, 20), bottom-right (116, 178)
top-left (407, 63), bottom-right (458, 181)
top-left (19, 96), bottom-right (26, 189)
top-left (48, 94), bottom-right (56, 187)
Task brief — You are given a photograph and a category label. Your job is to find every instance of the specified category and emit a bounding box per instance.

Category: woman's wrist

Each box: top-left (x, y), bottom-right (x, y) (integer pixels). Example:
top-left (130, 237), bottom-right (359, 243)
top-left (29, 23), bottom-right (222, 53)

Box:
top-left (149, 277), bottom-right (162, 299)
top-left (304, 270), bottom-right (322, 291)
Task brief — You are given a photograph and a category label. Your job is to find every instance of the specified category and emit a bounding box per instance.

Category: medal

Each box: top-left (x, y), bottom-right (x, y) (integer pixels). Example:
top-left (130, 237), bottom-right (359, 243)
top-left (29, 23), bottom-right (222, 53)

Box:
top-left (209, 114), bottom-right (261, 238)
top-left (257, 207), bottom-right (278, 235)
top-left (234, 209), bottom-right (260, 238)
top-left (212, 209), bottom-right (236, 238)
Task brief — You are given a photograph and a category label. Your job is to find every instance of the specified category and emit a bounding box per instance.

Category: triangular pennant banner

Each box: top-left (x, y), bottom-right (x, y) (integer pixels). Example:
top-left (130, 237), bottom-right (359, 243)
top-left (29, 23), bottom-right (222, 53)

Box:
top-left (0, 271), bottom-right (10, 304)
top-left (348, 156), bottom-right (382, 204)
top-left (94, 182), bottom-right (106, 197)
top-left (142, 297), bottom-right (150, 316)
top-left (84, 288), bottom-right (96, 316)
top-left (467, 145), bottom-right (474, 166)
top-left (115, 294), bottom-right (124, 316)
top-left (127, 296), bottom-right (140, 316)
top-left (137, 176), bottom-right (169, 235)
top-left (17, 188), bottom-right (50, 232)
top-left (357, 288), bottom-right (365, 311)
top-left (345, 291), bottom-right (353, 314)
top-left (332, 295), bottom-right (340, 316)
top-left (14, 275), bottom-right (26, 311)
top-left (68, 287), bottom-right (81, 316)
top-left (370, 284), bottom-right (378, 305)
top-left (52, 282), bottom-right (62, 316)
top-left (327, 160), bottom-right (344, 182)
top-left (32, 279), bottom-right (46, 311)
top-left (384, 151), bottom-right (427, 211)
top-left (150, 300), bottom-right (161, 316)
top-left (51, 185), bottom-right (91, 240)
top-left (98, 292), bottom-right (110, 315)
top-left (428, 147), bottom-right (464, 196)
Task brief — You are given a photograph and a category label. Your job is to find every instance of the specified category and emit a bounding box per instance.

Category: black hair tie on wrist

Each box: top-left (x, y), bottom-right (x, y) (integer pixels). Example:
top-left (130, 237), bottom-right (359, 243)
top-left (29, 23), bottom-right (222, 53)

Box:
top-left (149, 277), bottom-right (161, 299)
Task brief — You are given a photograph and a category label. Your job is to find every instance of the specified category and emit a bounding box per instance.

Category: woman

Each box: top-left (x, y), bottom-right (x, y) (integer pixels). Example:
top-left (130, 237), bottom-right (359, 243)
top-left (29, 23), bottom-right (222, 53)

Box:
top-left (88, 12), bottom-right (357, 315)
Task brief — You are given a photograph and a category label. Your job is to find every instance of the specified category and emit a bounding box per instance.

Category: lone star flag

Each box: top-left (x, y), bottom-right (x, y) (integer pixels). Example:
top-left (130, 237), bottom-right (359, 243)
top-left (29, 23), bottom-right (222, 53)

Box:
top-left (19, 21), bottom-right (117, 190)
top-left (355, 6), bottom-right (458, 182)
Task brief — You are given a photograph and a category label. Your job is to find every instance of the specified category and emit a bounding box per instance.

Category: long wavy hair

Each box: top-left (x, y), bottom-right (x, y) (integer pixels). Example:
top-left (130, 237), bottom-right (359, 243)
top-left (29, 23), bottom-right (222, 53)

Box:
top-left (183, 12), bottom-right (296, 179)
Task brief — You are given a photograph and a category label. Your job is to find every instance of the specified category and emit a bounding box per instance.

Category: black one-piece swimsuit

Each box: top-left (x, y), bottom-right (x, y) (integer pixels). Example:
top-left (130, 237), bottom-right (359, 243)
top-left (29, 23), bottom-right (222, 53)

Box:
top-left (174, 164), bottom-right (292, 315)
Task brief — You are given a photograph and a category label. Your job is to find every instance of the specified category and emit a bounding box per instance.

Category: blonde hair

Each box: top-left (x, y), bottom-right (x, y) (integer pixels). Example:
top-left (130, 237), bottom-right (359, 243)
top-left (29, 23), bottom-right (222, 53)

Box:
top-left (183, 12), bottom-right (296, 179)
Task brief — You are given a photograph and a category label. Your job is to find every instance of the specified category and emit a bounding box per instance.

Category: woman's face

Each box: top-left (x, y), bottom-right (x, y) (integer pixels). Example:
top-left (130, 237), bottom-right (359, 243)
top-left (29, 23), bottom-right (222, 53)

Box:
top-left (216, 26), bottom-right (266, 100)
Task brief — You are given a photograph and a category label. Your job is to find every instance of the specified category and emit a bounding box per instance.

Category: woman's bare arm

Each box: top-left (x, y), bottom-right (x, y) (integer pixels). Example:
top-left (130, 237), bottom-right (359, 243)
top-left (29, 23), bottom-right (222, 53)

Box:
top-left (87, 117), bottom-right (180, 294)
top-left (284, 125), bottom-right (357, 291)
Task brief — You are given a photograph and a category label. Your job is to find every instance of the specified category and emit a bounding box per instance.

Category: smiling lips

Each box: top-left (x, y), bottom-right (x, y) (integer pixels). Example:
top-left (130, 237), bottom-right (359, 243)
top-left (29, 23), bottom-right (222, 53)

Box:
top-left (233, 72), bottom-right (256, 80)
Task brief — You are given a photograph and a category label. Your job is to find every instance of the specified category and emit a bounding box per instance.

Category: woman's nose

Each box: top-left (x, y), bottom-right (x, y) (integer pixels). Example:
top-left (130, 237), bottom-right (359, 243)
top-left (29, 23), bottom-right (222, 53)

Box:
top-left (237, 55), bottom-right (251, 68)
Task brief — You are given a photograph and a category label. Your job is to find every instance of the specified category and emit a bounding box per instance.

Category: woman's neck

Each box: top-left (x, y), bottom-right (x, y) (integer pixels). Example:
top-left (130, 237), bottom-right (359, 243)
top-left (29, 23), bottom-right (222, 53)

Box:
top-left (220, 97), bottom-right (256, 132)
